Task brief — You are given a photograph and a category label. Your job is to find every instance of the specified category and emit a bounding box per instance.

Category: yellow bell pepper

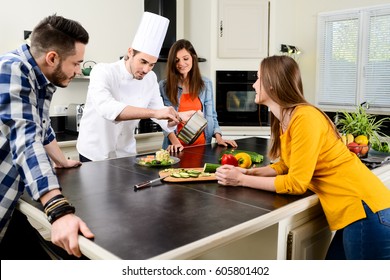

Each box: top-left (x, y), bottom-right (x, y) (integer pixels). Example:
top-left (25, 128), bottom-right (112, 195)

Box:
top-left (234, 152), bottom-right (252, 168)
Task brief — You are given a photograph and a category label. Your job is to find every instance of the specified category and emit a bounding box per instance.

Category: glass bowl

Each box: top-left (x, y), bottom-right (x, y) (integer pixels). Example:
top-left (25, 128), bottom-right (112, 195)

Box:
top-left (347, 143), bottom-right (370, 158)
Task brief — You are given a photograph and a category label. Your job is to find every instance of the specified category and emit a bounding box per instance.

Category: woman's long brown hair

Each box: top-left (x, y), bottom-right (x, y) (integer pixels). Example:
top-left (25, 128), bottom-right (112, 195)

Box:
top-left (260, 56), bottom-right (340, 160)
top-left (165, 39), bottom-right (204, 106)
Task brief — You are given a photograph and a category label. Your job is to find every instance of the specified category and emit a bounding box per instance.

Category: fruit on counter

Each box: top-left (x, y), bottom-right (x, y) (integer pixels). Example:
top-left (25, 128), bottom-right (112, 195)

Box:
top-left (360, 145), bottom-right (369, 156)
top-left (219, 149), bottom-right (264, 163)
top-left (341, 133), bottom-right (354, 145)
top-left (347, 142), bottom-right (369, 156)
top-left (347, 134), bottom-right (354, 144)
top-left (203, 163), bottom-right (222, 173)
top-left (354, 135), bottom-right (369, 146)
top-left (234, 152), bottom-right (252, 169)
top-left (336, 104), bottom-right (390, 151)
top-left (220, 154), bottom-right (238, 166)
top-left (347, 142), bottom-right (360, 154)
top-left (341, 135), bottom-right (346, 145)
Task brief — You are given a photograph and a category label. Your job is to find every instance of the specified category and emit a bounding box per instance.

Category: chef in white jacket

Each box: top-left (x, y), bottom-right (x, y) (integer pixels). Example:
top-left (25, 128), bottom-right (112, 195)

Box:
top-left (77, 12), bottom-right (190, 161)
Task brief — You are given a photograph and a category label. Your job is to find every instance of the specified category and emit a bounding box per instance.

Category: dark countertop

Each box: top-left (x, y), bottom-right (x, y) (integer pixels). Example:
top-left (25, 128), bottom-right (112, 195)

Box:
top-left (23, 137), bottom-right (314, 259)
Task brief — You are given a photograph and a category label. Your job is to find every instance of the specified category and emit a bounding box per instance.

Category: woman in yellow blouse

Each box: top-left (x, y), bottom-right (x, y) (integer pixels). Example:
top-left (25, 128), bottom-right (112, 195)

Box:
top-left (216, 55), bottom-right (390, 259)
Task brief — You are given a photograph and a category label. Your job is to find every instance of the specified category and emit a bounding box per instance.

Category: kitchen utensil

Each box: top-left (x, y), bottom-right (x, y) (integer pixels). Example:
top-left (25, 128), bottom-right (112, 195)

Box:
top-left (81, 60), bottom-right (96, 76)
top-left (133, 174), bottom-right (170, 191)
top-left (177, 112), bottom-right (207, 144)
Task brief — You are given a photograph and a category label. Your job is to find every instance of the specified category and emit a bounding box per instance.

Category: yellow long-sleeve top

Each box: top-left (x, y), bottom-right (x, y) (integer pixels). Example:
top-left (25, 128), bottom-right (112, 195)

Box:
top-left (270, 105), bottom-right (390, 231)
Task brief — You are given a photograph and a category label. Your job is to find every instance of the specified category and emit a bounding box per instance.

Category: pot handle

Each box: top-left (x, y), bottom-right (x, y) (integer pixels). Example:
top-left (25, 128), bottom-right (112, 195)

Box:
top-left (83, 60), bottom-right (96, 69)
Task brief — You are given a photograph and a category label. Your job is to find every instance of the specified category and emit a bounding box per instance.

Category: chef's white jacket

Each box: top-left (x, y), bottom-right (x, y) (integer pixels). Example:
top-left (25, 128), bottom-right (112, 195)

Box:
top-left (77, 59), bottom-right (172, 161)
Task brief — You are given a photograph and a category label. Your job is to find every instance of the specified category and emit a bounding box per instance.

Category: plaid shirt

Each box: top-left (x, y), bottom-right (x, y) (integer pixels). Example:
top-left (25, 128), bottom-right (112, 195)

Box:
top-left (0, 44), bottom-right (60, 237)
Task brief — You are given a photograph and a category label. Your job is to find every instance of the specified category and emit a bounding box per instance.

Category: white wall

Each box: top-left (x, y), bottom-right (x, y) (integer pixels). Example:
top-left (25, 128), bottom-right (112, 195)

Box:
top-left (182, 0), bottom-right (390, 104)
top-left (2, 0), bottom-right (390, 114)
top-left (0, 0), bottom-right (144, 115)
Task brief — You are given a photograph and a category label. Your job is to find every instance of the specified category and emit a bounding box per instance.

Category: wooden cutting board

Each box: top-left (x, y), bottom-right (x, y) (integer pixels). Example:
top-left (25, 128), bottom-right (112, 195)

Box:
top-left (159, 168), bottom-right (217, 182)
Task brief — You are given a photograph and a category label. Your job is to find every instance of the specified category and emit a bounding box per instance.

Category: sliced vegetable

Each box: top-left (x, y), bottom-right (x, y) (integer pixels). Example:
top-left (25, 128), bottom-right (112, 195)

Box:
top-left (219, 149), bottom-right (263, 163)
top-left (179, 172), bottom-right (190, 178)
top-left (234, 152), bottom-right (252, 168)
top-left (168, 168), bottom-right (213, 179)
top-left (203, 163), bottom-right (221, 173)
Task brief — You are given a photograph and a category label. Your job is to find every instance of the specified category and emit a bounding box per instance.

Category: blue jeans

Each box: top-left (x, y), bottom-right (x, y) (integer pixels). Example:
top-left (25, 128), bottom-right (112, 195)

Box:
top-left (326, 202), bottom-right (390, 260)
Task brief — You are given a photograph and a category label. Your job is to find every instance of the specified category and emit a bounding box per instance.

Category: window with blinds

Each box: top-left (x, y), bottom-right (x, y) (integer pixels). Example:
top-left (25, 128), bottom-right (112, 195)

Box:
top-left (316, 5), bottom-right (390, 110)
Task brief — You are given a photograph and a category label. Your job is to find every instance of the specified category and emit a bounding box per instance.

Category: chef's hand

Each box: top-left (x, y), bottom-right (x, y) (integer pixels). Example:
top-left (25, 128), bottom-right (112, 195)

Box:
top-left (54, 159), bottom-right (82, 169)
top-left (215, 133), bottom-right (238, 148)
top-left (215, 164), bottom-right (246, 186)
top-left (155, 106), bottom-right (180, 124)
top-left (178, 110), bottom-right (197, 123)
top-left (51, 213), bottom-right (95, 258)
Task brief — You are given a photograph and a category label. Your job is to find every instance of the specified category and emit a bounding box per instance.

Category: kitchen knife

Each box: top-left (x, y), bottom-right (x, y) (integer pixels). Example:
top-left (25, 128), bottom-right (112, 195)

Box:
top-left (133, 175), bottom-right (170, 191)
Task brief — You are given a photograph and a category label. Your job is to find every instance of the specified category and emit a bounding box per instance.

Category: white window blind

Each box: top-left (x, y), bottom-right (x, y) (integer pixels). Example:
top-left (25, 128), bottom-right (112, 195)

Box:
top-left (316, 5), bottom-right (390, 110)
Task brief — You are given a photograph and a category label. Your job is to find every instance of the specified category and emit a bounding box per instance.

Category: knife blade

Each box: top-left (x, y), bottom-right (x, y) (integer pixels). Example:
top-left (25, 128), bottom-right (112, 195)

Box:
top-left (133, 175), bottom-right (170, 191)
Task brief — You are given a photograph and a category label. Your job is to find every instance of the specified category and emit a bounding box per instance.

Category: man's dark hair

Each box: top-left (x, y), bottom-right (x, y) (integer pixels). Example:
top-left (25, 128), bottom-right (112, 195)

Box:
top-left (30, 14), bottom-right (89, 59)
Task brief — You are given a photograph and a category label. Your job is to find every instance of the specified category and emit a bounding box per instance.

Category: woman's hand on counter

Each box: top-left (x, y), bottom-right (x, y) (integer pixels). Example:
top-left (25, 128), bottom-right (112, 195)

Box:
top-left (215, 133), bottom-right (238, 148)
top-left (215, 165), bottom-right (246, 186)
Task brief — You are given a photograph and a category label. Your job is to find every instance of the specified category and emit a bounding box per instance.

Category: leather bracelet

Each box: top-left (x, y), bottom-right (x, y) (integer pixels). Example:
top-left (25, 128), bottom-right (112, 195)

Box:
top-left (43, 194), bottom-right (65, 210)
top-left (47, 204), bottom-right (76, 224)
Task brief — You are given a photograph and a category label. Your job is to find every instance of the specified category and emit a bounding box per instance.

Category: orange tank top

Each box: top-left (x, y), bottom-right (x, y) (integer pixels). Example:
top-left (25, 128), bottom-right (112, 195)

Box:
top-left (177, 93), bottom-right (205, 146)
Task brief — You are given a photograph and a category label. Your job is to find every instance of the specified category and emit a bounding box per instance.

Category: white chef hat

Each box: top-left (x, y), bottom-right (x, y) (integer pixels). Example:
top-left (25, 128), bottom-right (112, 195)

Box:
top-left (131, 12), bottom-right (170, 58)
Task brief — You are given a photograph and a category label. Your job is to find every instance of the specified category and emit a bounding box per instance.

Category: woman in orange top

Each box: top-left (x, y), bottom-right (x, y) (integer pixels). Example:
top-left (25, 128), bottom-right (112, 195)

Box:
top-left (216, 55), bottom-right (390, 259)
top-left (159, 39), bottom-right (237, 152)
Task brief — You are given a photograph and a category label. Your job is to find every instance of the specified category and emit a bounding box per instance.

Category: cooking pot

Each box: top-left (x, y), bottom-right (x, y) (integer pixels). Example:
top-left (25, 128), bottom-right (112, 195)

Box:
top-left (81, 60), bottom-right (96, 76)
top-left (177, 112), bottom-right (208, 145)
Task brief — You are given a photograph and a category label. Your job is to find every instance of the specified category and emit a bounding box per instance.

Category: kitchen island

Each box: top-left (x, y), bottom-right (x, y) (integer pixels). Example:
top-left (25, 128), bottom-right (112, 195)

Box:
top-left (17, 137), bottom-right (390, 260)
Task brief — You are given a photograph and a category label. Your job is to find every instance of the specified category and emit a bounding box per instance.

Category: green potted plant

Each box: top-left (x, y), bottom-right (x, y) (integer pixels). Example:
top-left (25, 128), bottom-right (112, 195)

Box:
top-left (335, 104), bottom-right (390, 155)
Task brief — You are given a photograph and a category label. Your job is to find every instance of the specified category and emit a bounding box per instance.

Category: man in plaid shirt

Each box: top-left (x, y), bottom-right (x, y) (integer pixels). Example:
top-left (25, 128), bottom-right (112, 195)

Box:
top-left (0, 14), bottom-right (94, 259)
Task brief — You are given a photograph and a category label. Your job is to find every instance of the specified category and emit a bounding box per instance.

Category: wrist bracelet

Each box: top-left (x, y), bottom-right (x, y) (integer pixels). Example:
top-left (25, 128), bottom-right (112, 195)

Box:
top-left (43, 194), bottom-right (64, 210)
top-left (47, 204), bottom-right (76, 224)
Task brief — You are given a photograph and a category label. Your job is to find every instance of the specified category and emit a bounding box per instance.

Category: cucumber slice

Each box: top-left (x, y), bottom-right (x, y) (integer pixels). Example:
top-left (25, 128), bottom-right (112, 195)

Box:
top-left (179, 172), bottom-right (190, 178)
top-left (187, 169), bottom-right (202, 174)
top-left (171, 173), bottom-right (182, 178)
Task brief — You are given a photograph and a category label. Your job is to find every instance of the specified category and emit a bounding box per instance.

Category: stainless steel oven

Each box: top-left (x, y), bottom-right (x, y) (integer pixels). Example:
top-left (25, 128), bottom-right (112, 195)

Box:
top-left (216, 70), bottom-right (269, 126)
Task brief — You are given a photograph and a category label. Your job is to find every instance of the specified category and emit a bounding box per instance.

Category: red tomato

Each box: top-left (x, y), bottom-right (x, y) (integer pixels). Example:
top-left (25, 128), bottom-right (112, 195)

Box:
top-left (221, 154), bottom-right (238, 166)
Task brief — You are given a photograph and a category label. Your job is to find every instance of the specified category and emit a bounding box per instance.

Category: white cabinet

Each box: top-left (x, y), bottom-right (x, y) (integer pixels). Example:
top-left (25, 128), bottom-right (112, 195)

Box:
top-left (218, 0), bottom-right (269, 58)
top-left (281, 204), bottom-right (333, 260)
top-left (58, 141), bottom-right (79, 161)
top-left (220, 126), bottom-right (270, 140)
top-left (194, 201), bottom-right (332, 260)
top-left (135, 132), bottom-right (164, 154)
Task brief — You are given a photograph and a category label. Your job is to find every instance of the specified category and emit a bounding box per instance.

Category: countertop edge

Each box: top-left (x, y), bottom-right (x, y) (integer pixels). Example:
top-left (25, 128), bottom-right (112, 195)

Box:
top-left (152, 164), bottom-right (390, 260)
top-left (16, 200), bottom-right (121, 260)
top-left (149, 194), bottom-right (320, 260)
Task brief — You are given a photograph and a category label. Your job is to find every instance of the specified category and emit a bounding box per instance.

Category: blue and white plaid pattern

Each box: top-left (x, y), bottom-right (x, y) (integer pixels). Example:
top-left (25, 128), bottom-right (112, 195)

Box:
top-left (0, 44), bottom-right (60, 238)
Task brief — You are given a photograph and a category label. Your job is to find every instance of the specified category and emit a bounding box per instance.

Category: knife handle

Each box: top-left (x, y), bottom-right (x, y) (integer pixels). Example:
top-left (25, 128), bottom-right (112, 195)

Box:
top-left (134, 181), bottom-right (151, 191)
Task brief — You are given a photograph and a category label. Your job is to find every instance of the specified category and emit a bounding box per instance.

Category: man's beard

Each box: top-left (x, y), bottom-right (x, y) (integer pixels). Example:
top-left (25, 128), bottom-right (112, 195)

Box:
top-left (51, 62), bottom-right (73, 88)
